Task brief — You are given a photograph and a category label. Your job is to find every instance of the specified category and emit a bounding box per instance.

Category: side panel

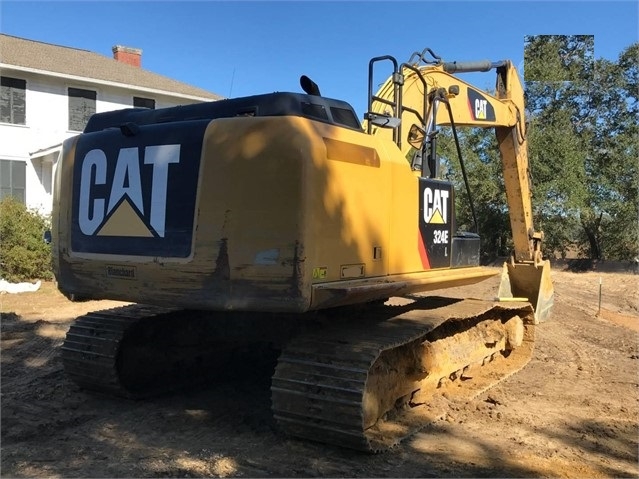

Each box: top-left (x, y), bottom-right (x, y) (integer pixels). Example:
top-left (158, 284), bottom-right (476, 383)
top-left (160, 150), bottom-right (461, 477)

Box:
top-left (54, 117), bottom-right (313, 312)
top-left (70, 123), bottom-right (206, 258)
top-left (194, 117), bottom-right (310, 310)
top-left (386, 148), bottom-right (457, 275)
top-left (302, 123), bottom-right (391, 284)
top-left (418, 179), bottom-right (453, 269)
top-left (307, 135), bottom-right (494, 310)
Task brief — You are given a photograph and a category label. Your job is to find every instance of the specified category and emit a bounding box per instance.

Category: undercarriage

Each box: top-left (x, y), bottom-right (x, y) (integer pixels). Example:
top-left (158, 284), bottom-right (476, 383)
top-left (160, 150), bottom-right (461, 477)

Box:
top-left (62, 296), bottom-right (535, 452)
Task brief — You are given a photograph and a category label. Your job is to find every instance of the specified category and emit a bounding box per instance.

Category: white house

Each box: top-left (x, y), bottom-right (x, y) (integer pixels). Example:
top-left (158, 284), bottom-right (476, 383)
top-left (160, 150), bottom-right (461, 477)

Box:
top-left (0, 34), bottom-right (221, 215)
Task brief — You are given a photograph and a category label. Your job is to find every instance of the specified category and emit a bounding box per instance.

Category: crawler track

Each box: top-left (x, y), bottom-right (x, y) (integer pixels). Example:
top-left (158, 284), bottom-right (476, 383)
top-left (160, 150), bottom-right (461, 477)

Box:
top-left (272, 299), bottom-right (535, 452)
top-left (62, 305), bottom-right (183, 398)
top-left (61, 305), bottom-right (294, 399)
top-left (61, 298), bottom-right (535, 452)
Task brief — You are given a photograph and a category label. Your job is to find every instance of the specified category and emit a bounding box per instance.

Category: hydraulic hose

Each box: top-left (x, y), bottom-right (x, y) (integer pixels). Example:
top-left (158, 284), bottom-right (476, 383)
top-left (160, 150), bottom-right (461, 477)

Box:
top-left (442, 99), bottom-right (479, 234)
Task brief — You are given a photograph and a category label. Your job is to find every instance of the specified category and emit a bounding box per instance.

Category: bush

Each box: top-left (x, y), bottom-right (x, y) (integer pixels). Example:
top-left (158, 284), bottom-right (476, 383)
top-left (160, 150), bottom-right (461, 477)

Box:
top-left (0, 197), bottom-right (53, 282)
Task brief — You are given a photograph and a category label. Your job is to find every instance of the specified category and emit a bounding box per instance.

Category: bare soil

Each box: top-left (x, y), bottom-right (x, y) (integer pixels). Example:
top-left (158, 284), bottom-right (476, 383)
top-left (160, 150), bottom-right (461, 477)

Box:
top-left (1, 267), bottom-right (638, 478)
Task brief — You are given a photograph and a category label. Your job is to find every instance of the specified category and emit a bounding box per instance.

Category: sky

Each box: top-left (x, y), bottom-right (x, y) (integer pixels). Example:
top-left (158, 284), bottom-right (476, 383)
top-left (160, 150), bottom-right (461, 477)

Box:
top-left (0, 0), bottom-right (637, 117)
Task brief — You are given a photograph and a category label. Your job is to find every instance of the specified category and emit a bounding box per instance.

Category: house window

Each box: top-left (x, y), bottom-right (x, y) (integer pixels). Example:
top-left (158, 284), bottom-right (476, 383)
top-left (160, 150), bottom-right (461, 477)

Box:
top-left (0, 159), bottom-right (26, 203)
top-left (134, 96), bottom-right (155, 109)
top-left (68, 87), bottom-right (96, 132)
top-left (1, 76), bottom-right (26, 125)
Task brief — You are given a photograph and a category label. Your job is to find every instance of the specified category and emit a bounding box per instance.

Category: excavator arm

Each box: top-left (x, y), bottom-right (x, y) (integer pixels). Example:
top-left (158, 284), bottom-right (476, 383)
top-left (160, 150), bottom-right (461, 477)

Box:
top-left (366, 49), bottom-right (553, 322)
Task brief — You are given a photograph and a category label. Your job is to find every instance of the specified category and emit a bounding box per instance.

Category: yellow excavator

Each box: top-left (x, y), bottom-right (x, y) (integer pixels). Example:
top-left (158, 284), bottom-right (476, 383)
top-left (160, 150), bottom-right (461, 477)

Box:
top-left (52, 47), bottom-right (554, 452)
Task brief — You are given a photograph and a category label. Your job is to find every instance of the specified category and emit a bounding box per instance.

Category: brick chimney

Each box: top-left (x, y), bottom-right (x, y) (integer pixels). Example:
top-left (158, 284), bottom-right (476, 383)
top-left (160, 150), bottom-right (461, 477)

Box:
top-left (112, 45), bottom-right (142, 67)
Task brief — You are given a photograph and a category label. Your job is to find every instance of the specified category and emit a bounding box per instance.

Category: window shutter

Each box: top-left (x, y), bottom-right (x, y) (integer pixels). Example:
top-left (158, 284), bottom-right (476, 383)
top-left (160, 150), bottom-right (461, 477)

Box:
top-left (0, 160), bottom-right (26, 203)
top-left (1, 77), bottom-right (26, 125)
top-left (11, 159), bottom-right (25, 203)
top-left (133, 96), bottom-right (155, 109)
top-left (68, 87), bottom-right (96, 131)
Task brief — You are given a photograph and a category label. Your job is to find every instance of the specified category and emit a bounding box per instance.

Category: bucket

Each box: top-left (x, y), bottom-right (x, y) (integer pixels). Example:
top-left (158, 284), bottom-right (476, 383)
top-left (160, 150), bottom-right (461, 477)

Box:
top-left (497, 260), bottom-right (554, 323)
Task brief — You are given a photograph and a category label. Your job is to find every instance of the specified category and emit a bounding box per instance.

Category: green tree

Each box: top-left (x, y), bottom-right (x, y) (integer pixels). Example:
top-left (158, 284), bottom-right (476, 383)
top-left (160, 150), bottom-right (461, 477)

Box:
top-left (0, 197), bottom-right (53, 282)
top-left (525, 37), bottom-right (638, 260)
top-left (439, 127), bottom-right (512, 262)
top-left (439, 36), bottom-right (637, 262)
top-left (580, 44), bottom-right (639, 260)
top-left (524, 35), bottom-right (594, 258)
top-left (524, 34), bottom-right (594, 83)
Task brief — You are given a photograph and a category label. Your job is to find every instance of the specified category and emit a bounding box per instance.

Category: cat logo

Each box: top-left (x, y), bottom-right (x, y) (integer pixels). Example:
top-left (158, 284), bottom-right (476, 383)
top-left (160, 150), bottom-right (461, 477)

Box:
top-left (467, 88), bottom-right (495, 122)
top-left (475, 99), bottom-right (488, 120)
top-left (423, 187), bottom-right (449, 224)
top-left (78, 144), bottom-right (180, 238)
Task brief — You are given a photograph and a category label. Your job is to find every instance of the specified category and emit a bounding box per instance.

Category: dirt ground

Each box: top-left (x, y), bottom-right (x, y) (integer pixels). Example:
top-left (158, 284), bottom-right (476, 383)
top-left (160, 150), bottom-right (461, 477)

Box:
top-left (1, 267), bottom-right (638, 478)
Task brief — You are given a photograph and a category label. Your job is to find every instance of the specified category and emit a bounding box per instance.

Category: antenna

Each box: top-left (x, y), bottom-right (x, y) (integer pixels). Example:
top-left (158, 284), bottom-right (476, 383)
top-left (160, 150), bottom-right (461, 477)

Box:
top-left (229, 67), bottom-right (236, 98)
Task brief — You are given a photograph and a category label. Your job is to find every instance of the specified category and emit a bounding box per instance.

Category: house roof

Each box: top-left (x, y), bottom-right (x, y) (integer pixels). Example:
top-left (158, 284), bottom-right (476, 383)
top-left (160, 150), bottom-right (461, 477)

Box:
top-left (0, 34), bottom-right (222, 101)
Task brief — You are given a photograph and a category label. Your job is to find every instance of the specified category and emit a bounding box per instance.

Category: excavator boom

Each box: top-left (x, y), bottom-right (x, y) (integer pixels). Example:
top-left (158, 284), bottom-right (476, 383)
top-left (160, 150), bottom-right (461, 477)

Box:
top-left (365, 51), bottom-right (553, 321)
